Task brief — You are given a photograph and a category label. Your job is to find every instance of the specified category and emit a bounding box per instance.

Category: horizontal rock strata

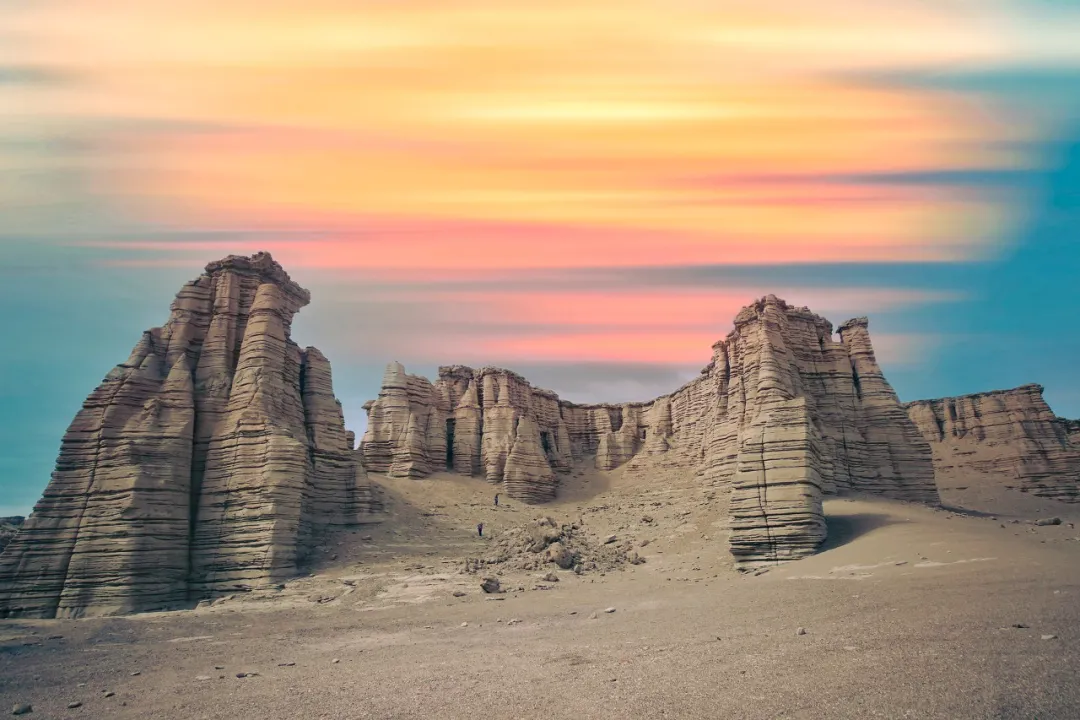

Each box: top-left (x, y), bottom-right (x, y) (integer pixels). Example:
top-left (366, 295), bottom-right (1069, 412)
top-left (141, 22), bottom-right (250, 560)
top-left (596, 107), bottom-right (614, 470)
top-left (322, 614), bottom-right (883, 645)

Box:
top-left (0, 253), bottom-right (379, 619)
top-left (905, 385), bottom-right (1080, 503)
top-left (361, 295), bottom-right (940, 568)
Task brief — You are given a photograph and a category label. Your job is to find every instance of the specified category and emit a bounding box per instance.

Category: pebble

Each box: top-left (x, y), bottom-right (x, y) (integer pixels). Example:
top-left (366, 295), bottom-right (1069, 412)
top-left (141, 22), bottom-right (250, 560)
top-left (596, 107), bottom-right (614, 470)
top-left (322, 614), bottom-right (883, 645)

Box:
top-left (461, 622), bottom-right (468, 627)
top-left (452, 591), bottom-right (467, 597)
top-left (1011, 623), bottom-right (1030, 629)
top-left (195, 676), bottom-right (212, 681)
top-left (277, 662), bottom-right (296, 667)
top-left (67, 702), bottom-right (82, 709)
top-left (796, 627), bottom-right (807, 636)
top-left (508, 618), bottom-right (521, 626)
top-left (1042, 634), bottom-right (1058, 641)
top-left (11, 705), bottom-right (32, 716)
top-left (103, 692), bottom-right (115, 698)
top-left (76, 683), bottom-right (86, 688)
top-left (589, 612), bottom-right (598, 620)
top-left (604, 607), bottom-right (616, 614)
top-left (332, 659), bottom-right (340, 664)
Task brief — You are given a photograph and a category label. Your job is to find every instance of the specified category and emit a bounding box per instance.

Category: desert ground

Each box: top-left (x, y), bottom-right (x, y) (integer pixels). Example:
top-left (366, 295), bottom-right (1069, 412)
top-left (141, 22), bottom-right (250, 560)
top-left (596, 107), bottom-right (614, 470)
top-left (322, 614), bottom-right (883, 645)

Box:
top-left (2, 466), bottom-right (1079, 720)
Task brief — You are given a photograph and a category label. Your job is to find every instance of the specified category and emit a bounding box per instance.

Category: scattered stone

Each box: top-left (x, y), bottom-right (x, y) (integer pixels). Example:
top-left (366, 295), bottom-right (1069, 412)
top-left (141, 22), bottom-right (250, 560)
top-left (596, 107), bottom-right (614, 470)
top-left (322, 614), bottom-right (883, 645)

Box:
top-left (195, 676), bottom-right (212, 681)
top-left (604, 607), bottom-right (616, 614)
top-left (66, 703), bottom-right (82, 709)
top-left (1011, 623), bottom-right (1030, 629)
top-left (796, 627), bottom-right (807, 636)
top-left (452, 591), bottom-right (467, 597)
top-left (11, 705), bottom-right (32, 716)
top-left (507, 619), bottom-right (521, 626)
top-left (480, 577), bottom-right (501, 594)
top-left (603, 535), bottom-right (617, 545)
top-left (541, 572), bottom-right (559, 583)
top-left (589, 612), bottom-right (598, 620)
top-left (103, 693), bottom-right (115, 698)
top-left (332, 659), bottom-right (340, 664)
top-left (1034, 518), bottom-right (1062, 526)
top-left (460, 622), bottom-right (468, 628)
top-left (277, 662), bottom-right (296, 667)
top-left (1042, 634), bottom-right (1058, 641)
top-left (130, 672), bottom-right (141, 677)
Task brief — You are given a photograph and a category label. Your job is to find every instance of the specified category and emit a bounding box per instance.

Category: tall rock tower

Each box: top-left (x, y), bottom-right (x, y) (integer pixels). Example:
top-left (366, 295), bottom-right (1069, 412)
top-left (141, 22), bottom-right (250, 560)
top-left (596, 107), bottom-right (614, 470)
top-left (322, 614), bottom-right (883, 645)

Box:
top-left (0, 253), bottom-right (378, 619)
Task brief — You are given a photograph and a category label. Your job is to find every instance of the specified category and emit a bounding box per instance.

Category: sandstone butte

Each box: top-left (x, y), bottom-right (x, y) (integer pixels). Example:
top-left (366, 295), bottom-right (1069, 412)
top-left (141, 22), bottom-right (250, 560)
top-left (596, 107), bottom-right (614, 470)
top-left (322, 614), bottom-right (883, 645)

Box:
top-left (3, 254), bottom-right (1079, 619)
top-left (0, 253), bottom-right (379, 619)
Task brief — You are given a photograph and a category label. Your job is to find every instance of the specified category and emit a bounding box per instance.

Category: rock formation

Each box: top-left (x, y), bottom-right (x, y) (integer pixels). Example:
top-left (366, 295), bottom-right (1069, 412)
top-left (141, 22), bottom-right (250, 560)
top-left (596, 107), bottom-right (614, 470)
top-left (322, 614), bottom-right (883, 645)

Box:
top-left (0, 253), bottom-right (378, 619)
top-left (0, 517), bottom-right (23, 555)
top-left (905, 384), bottom-right (1080, 503)
top-left (361, 295), bottom-right (940, 569)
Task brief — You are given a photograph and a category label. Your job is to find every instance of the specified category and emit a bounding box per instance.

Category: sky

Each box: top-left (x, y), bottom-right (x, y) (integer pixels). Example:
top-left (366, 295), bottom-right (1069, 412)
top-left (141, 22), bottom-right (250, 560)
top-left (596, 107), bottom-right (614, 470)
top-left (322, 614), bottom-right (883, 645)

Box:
top-left (2, 0), bottom-right (1080, 515)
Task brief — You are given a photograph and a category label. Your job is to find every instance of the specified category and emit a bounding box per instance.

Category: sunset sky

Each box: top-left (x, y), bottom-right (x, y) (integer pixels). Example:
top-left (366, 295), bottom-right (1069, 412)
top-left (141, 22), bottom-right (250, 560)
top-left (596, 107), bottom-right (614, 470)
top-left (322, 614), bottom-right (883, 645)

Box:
top-left (2, 0), bottom-right (1080, 515)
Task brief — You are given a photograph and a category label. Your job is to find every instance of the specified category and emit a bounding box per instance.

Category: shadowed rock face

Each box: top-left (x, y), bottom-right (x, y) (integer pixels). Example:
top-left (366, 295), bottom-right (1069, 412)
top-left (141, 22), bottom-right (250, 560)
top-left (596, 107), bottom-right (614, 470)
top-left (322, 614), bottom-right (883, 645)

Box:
top-left (360, 295), bottom-right (939, 568)
top-left (0, 517), bottom-right (23, 554)
top-left (905, 385), bottom-right (1080, 503)
top-left (0, 253), bottom-right (378, 619)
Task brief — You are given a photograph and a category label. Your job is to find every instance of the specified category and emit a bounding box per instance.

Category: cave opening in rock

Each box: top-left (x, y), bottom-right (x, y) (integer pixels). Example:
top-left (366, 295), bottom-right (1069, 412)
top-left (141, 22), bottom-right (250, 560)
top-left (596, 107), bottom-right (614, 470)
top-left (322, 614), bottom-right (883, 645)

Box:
top-left (445, 418), bottom-right (456, 469)
top-left (851, 364), bottom-right (863, 400)
top-left (540, 430), bottom-right (552, 455)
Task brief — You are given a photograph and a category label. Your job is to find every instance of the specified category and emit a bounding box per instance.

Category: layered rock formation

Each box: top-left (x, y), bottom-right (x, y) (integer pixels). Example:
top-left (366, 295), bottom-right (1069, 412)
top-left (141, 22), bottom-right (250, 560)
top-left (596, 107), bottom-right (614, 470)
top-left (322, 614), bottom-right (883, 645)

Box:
top-left (361, 295), bottom-right (939, 568)
top-left (0, 517), bottom-right (23, 554)
top-left (905, 385), bottom-right (1080, 503)
top-left (0, 253), bottom-right (378, 619)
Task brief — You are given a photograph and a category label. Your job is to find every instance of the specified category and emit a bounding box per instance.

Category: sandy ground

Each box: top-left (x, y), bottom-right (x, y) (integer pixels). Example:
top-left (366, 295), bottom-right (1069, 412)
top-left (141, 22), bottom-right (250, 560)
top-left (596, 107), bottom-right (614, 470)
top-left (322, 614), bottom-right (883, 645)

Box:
top-left (2, 468), bottom-right (1079, 720)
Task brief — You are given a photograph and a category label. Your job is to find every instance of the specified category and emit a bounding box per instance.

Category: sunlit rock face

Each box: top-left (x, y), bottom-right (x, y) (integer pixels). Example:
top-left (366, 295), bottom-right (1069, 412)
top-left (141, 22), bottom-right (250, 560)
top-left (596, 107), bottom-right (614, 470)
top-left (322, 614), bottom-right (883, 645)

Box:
top-left (361, 295), bottom-right (939, 569)
top-left (0, 253), bottom-right (379, 619)
top-left (906, 384), bottom-right (1080, 504)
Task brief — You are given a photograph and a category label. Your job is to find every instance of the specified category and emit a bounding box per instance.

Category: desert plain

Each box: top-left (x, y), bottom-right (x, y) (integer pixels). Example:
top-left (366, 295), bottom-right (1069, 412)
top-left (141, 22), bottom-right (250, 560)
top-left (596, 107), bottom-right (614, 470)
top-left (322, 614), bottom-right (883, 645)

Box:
top-left (2, 466), bottom-right (1079, 720)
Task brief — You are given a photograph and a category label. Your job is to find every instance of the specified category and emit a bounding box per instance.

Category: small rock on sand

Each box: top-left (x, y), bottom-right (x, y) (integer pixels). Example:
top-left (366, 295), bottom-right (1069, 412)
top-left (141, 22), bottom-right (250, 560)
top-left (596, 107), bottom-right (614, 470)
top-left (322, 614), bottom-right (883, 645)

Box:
top-left (1034, 518), bottom-right (1062, 526)
top-left (67, 702), bottom-right (82, 709)
top-left (103, 692), bottom-right (115, 698)
top-left (332, 659), bottom-right (340, 664)
top-left (604, 607), bottom-right (616, 614)
top-left (195, 675), bottom-right (212, 681)
top-left (541, 572), bottom-right (559, 583)
top-left (603, 535), bottom-right (617, 544)
top-left (11, 704), bottom-right (32, 716)
top-left (796, 627), bottom-right (807, 636)
top-left (452, 591), bottom-right (467, 597)
top-left (1042, 634), bottom-right (1058, 640)
top-left (460, 622), bottom-right (468, 627)
top-left (480, 577), bottom-right (501, 594)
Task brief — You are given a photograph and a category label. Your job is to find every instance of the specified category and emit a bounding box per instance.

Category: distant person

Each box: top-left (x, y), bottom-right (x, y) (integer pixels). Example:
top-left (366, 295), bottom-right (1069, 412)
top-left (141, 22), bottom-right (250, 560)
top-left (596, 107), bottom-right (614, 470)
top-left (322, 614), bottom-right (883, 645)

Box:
top-left (494, 494), bottom-right (499, 507)
top-left (477, 522), bottom-right (484, 538)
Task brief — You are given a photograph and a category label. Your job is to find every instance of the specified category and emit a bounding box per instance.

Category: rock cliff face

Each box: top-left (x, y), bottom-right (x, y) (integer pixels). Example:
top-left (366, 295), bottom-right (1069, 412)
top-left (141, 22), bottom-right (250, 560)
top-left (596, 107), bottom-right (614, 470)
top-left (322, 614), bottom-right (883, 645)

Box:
top-left (905, 385), bottom-right (1080, 503)
top-left (361, 295), bottom-right (939, 569)
top-left (0, 253), bottom-right (378, 619)
top-left (0, 517), bottom-right (23, 555)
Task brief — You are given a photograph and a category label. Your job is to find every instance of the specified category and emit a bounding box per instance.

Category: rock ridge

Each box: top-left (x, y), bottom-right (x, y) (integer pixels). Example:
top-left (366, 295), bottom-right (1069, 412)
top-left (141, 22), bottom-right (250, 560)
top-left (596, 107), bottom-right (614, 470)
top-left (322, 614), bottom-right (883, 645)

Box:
top-left (360, 294), bottom-right (940, 569)
top-left (905, 384), bottom-right (1080, 503)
